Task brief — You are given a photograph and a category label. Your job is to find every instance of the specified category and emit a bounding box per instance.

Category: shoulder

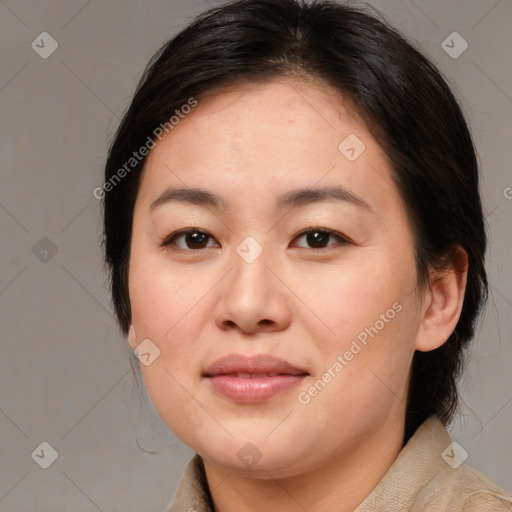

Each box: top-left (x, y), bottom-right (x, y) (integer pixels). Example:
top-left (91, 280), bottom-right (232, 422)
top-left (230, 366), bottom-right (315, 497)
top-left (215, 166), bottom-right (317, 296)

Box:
top-left (422, 461), bottom-right (512, 511)
top-left (356, 416), bottom-right (512, 512)
top-left (458, 491), bottom-right (512, 511)
top-left (451, 464), bottom-right (512, 511)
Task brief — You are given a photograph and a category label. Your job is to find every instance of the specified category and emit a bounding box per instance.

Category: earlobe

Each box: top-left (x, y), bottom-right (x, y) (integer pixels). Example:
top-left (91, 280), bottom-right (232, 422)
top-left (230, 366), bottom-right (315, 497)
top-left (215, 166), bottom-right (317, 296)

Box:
top-left (415, 246), bottom-right (468, 352)
top-left (128, 323), bottom-right (137, 349)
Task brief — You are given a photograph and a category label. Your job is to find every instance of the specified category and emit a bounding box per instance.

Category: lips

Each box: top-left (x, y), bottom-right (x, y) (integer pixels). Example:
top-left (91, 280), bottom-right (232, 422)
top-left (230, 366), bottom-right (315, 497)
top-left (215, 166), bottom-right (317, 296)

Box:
top-left (203, 354), bottom-right (309, 403)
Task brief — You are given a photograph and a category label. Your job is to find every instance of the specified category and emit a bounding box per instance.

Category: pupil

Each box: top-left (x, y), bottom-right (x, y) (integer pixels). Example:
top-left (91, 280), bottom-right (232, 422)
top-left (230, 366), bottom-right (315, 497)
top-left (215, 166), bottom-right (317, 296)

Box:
top-left (187, 232), bottom-right (207, 248)
top-left (308, 231), bottom-right (328, 248)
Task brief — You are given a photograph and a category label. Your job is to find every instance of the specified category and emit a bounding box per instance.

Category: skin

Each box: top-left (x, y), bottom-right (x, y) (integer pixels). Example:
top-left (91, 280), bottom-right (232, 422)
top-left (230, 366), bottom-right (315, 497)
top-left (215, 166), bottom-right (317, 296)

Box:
top-left (127, 78), bottom-right (468, 512)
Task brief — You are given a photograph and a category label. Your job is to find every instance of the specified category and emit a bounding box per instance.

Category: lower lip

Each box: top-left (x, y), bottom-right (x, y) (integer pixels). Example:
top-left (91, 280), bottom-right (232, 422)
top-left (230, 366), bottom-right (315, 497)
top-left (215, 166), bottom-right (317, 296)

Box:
top-left (206, 374), bottom-right (307, 403)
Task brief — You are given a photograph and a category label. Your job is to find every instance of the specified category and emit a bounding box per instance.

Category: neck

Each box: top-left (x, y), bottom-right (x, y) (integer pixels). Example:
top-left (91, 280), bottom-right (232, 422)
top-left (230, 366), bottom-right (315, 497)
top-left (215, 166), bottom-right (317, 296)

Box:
top-left (202, 414), bottom-right (405, 512)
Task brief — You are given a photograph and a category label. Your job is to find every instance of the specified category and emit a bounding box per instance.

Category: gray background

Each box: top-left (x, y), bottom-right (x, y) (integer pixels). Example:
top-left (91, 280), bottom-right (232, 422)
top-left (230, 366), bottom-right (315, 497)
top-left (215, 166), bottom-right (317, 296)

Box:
top-left (1, 0), bottom-right (511, 510)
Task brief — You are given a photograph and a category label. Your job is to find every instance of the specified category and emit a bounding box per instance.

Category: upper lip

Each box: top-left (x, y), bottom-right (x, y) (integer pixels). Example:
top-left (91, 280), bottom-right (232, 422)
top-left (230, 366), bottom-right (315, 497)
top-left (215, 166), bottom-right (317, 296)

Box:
top-left (203, 354), bottom-right (309, 377)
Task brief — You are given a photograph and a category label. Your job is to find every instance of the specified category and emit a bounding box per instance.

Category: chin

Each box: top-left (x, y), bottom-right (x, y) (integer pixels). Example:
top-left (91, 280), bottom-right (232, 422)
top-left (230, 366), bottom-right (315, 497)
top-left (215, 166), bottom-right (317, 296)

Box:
top-left (194, 432), bottom-right (313, 477)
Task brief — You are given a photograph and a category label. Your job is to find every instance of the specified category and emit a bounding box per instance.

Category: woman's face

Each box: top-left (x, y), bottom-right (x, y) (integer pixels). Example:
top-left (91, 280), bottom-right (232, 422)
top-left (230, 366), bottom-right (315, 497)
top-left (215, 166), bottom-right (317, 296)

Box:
top-left (128, 79), bottom-right (424, 477)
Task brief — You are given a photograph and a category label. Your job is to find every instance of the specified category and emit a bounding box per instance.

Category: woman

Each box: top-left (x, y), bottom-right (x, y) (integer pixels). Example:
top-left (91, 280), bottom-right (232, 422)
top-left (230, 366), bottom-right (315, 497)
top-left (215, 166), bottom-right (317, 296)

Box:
top-left (102, 0), bottom-right (512, 510)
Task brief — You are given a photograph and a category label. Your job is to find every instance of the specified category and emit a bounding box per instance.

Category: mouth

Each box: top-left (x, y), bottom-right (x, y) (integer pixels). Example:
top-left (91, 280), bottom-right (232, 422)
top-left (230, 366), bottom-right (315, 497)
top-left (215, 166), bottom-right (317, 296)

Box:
top-left (203, 354), bottom-right (309, 403)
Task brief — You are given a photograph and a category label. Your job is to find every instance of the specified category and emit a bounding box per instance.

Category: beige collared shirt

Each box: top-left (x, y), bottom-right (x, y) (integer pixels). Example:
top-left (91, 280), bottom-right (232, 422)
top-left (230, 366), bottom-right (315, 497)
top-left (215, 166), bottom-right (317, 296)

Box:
top-left (167, 416), bottom-right (512, 511)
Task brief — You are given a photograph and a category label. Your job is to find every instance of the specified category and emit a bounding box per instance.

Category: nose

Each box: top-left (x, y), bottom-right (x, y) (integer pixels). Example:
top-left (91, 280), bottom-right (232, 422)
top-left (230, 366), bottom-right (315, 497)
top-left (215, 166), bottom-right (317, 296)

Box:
top-left (213, 246), bottom-right (292, 335)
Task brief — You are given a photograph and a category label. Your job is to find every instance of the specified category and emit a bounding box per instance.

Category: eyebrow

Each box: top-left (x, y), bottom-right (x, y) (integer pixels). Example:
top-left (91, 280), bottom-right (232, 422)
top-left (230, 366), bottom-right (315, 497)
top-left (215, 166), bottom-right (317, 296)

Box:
top-left (149, 185), bottom-right (371, 213)
top-left (150, 187), bottom-right (226, 212)
top-left (277, 186), bottom-right (371, 211)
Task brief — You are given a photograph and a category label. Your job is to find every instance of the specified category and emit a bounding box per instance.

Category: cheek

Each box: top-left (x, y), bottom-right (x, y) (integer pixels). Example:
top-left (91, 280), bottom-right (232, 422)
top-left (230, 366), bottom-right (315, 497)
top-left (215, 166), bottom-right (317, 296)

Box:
top-left (289, 252), bottom-right (420, 415)
top-left (128, 252), bottom-right (215, 444)
top-left (139, 360), bottom-right (206, 451)
top-left (128, 251), bottom-right (218, 399)
top-left (301, 264), bottom-right (418, 397)
top-left (290, 254), bottom-right (415, 345)
top-left (129, 248), bottom-right (208, 339)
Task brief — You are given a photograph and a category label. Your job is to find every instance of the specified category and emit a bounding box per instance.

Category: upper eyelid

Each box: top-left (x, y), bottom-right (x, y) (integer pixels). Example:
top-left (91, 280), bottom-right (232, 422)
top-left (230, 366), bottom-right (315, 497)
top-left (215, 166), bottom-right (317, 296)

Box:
top-left (292, 225), bottom-right (354, 241)
top-left (162, 227), bottom-right (350, 247)
top-left (294, 227), bottom-right (347, 239)
top-left (162, 228), bottom-right (218, 246)
top-left (292, 229), bottom-right (352, 247)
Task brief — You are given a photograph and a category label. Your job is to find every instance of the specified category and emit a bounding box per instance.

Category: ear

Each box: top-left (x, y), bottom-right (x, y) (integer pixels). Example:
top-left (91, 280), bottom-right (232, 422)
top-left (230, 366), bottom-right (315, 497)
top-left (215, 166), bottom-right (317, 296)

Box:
top-left (127, 323), bottom-right (138, 350)
top-left (415, 246), bottom-right (468, 352)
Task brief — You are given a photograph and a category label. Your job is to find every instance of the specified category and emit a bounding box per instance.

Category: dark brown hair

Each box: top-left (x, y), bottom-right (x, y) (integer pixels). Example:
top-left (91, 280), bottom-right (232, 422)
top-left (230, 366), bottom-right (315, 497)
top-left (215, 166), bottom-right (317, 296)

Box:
top-left (103, 0), bottom-right (488, 441)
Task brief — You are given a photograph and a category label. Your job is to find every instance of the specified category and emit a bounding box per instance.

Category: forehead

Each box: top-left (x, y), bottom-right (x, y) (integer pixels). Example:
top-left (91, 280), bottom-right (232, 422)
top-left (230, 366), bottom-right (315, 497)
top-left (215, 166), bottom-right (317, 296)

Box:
top-left (136, 78), bottom-right (401, 216)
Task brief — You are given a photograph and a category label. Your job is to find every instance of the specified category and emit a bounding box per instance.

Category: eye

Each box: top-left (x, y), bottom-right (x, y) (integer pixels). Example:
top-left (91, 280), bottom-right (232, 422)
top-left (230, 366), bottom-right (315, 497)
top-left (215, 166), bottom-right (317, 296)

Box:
top-left (160, 229), bottom-right (220, 250)
top-left (292, 228), bottom-right (351, 249)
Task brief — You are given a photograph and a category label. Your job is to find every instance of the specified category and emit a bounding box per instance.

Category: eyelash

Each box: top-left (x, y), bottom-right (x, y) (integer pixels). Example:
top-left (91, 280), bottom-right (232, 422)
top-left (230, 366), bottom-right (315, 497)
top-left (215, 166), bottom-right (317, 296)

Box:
top-left (159, 227), bottom-right (352, 251)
